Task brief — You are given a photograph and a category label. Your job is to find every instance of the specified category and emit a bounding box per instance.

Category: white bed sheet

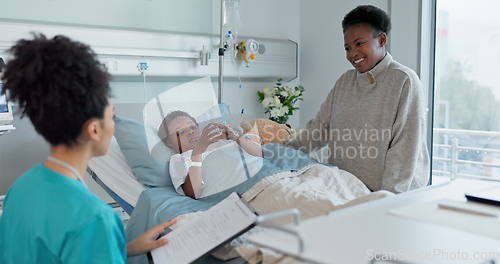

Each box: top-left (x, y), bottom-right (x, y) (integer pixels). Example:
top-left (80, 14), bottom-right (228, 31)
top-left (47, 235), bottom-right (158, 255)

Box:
top-left (88, 137), bottom-right (146, 207)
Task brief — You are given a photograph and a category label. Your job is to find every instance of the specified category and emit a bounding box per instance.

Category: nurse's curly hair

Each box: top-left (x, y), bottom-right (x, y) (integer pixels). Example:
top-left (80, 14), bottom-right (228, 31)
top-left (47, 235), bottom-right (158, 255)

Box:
top-left (1, 33), bottom-right (111, 146)
top-left (342, 5), bottom-right (391, 34)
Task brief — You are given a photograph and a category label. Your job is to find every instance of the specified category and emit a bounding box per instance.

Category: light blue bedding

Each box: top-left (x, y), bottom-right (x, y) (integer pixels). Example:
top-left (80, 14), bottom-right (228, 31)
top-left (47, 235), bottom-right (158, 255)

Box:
top-left (125, 143), bottom-right (318, 264)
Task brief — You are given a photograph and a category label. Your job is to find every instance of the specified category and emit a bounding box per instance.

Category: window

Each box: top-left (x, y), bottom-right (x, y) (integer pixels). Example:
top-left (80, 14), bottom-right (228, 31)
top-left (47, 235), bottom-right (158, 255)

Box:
top-left (432, 0), bottom-right (500, 181)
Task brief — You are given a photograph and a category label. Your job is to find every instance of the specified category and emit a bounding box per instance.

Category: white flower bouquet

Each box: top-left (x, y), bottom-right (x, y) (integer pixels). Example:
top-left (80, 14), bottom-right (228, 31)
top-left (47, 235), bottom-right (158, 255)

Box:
top-left (257, 78), bottom-right (304, 124)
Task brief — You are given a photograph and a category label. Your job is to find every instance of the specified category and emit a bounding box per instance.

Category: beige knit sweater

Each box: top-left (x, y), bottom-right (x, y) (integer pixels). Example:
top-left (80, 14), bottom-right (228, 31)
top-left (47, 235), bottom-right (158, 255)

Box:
top-left (288, 53), bottom-right (430, 193)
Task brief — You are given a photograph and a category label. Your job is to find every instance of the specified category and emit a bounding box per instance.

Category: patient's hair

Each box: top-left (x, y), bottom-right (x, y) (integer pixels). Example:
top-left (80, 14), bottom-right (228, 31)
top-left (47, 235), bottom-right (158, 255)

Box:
top-left (158, 111), bottom-right (198, 143)
top-left (342, 5), bottom-right (391, 35)
top-left (1, 33), bottom-right (111, 146)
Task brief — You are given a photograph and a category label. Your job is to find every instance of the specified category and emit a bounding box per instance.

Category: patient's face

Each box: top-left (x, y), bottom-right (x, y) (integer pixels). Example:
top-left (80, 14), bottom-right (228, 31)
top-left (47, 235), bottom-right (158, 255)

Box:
top-left (166, 116), bottom-right (200, 153)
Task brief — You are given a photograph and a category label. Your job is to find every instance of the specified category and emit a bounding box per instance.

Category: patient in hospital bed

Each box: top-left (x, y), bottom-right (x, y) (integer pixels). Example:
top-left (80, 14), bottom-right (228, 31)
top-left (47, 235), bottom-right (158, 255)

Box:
top-left (155, 110), bottom-right (388, 220)
top-left (152, 111), bottom-right (390, 262)
top-left (127, 109), bottom-right (393, 263)
top-left (158, 110), bottom-right (264, 199)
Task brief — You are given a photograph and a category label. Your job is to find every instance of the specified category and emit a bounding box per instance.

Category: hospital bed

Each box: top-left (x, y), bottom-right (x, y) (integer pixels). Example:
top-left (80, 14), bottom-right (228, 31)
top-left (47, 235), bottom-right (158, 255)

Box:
top-left (88, 138), bottom-right (251, 264)
top-left (86, 77), bottom-right (385, 264)
top-left (87, 136), bottom-right (379, 264)
top-left (87, 123), bottom-right (378, 263)
top-left (88, 76), bottom-right (221, 213)
top-left (87, 77), bottom-right (253, 263)
top-left (87, 137), bottom-right (145, 215)
top-left (87, 139), bottom-right (316, 264)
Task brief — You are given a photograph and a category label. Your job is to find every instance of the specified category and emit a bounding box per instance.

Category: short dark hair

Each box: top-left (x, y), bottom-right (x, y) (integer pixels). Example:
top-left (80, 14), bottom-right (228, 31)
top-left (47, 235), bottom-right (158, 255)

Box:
top-left (342, 5), bottom-right (391, 35)
top-left (158, 111), bottom-right (198, 142)
top-left (1, 33), bottom-right (111, 146)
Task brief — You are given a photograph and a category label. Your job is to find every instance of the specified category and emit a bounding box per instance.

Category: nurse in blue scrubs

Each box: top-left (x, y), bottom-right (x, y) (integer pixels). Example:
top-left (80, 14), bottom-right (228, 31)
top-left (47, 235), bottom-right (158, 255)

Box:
top-left (0, 34), bottom-right (176, 263)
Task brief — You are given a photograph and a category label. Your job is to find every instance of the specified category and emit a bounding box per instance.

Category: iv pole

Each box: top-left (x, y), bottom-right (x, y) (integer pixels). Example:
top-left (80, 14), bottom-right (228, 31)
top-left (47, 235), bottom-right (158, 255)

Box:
top-left (217, 0), bottom-right (225, 104)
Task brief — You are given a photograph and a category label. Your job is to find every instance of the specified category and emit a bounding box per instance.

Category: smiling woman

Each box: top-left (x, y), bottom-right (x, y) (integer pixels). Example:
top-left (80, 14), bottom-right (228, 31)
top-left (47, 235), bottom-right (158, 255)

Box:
top-left (286, 5), bottom-right (430, 193)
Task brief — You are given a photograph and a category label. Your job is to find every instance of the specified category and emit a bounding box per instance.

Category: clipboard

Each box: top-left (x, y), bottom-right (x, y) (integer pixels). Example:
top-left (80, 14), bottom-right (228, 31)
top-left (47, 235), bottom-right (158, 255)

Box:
top-left (151, 192), bottom-right (258, 264)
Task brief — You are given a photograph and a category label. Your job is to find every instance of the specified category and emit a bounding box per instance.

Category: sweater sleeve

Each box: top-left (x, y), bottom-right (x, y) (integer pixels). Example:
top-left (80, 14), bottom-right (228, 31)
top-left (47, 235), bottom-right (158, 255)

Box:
top-left (381, 78), bottom-right (429, 193)
top-left (286, 81), bottom-right (337, 154)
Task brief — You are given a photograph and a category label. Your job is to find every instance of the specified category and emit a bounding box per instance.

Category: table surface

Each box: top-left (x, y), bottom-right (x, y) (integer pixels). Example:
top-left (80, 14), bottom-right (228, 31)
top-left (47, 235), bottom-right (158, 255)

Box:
top-left (0, 124), bottom-right (15, 135)
top-left (248, 178), bottom-right (500, 264)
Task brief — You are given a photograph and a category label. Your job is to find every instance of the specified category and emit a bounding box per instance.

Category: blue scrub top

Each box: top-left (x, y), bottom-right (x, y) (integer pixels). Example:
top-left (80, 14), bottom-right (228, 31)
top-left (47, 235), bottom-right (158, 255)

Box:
top-left (0, 164), bottom-right (126, 264)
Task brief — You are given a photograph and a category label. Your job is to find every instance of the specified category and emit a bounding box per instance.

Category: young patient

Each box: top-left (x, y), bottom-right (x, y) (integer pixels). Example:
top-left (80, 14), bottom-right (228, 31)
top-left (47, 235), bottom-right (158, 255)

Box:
top-left (158, 111), bottom-right (263, 199)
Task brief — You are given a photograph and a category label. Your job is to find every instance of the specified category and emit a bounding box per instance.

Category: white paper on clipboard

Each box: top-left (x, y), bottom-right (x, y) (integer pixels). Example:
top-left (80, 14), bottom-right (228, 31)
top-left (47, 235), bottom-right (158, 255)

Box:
top-left (151, 192), bottom-right (256, 264)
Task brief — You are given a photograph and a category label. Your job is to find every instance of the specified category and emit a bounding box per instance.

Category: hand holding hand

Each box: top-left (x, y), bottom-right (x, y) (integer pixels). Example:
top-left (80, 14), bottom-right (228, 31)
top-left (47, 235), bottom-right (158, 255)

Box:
top-left (223, 125), bottom-right (240, 141)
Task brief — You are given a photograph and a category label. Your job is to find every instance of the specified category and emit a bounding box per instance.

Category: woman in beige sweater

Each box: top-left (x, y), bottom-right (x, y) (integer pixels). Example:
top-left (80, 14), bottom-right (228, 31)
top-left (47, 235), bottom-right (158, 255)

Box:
top-left (288, 5), bottom-right (429, 193)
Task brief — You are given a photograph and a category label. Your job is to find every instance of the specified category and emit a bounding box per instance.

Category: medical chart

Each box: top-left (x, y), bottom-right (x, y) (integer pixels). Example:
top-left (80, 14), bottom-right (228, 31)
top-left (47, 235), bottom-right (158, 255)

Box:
top-left (151, 192), bottom-right (256, 264)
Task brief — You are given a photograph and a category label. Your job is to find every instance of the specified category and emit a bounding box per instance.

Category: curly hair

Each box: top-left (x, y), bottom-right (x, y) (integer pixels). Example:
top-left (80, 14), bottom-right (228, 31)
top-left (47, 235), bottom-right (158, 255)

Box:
top-left (0, 33), bottom-right (111, 146)
top-left (342, 5), bottom-right (391, 35)
top-left (158, 111), bottom-right (198, 143)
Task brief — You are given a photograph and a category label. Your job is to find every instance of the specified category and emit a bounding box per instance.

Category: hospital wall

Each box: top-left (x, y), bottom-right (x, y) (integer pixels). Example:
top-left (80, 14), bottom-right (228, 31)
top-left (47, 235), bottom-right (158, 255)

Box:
top-left (0, 0), bottom-right (301, 196)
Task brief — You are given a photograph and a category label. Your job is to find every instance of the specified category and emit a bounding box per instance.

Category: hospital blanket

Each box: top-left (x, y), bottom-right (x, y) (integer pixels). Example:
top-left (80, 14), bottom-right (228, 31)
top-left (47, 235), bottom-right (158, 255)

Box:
top-left (242, 163), bottom-right (370, 221)
top-left (126, 144), bottom-right (317, 264)
top-left (203, 163), bottom-right (372, 263)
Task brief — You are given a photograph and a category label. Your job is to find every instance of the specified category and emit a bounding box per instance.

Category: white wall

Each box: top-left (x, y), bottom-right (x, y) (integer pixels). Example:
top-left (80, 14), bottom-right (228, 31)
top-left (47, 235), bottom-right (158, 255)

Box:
top-left (390, 0), bottom-right (421, 75)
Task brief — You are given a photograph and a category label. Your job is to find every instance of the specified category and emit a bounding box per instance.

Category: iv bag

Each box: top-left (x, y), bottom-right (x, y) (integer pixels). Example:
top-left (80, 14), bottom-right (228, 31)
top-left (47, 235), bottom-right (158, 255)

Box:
top-left (223, 0), bottom-right (241, 50)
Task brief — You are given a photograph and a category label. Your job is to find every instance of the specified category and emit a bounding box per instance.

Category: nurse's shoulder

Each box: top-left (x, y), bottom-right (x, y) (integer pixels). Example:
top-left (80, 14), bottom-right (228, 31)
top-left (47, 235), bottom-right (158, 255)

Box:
top-left (7, 163), bottom-right (117, 221)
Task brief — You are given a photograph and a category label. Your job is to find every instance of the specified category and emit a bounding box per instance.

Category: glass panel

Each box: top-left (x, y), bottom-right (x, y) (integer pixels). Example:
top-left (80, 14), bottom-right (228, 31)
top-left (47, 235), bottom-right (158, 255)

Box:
top-left (0, 0), bottom-right (213, 34)
top-left (433, 0), bottom-right (500, 181)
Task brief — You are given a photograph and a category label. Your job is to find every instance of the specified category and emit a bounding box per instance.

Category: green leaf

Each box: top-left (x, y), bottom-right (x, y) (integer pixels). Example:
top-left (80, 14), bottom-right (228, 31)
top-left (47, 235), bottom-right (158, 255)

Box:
top-left (257, 91), bottom-right (265, 101)
top-left (283, 95), bottom-right (299, 105)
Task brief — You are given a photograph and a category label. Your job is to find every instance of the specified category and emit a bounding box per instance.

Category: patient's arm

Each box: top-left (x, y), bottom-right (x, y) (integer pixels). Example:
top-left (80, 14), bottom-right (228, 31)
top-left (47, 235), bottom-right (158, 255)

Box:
top-left (237, 134), bottom-right (262, 157)
top-left (181, 154), bottom-right (203, 199)
top-left (170, 154), bottom-right (202, 199)
top-left (182, 123), bottom-right (226, 199)
top-left (225, 124), bottom-right (263, 157)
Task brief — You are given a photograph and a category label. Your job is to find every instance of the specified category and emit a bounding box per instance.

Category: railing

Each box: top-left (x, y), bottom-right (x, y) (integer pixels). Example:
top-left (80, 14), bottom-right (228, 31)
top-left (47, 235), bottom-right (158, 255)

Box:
top-left (433, 128), bottom-right (500, 181)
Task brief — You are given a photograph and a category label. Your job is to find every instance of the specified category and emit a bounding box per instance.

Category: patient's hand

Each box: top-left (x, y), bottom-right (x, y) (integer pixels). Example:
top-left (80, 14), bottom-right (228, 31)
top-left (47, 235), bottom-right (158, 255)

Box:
top-left (193, 123), bottom-right (227, 155)
top-left (241, 119), bottom-right (293, 145)
top-left (222, 125), bottom-right (240, 141)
